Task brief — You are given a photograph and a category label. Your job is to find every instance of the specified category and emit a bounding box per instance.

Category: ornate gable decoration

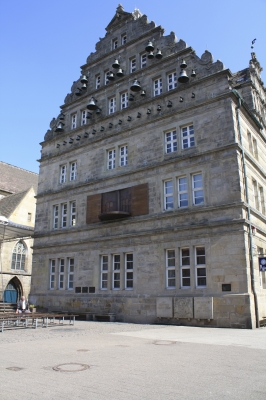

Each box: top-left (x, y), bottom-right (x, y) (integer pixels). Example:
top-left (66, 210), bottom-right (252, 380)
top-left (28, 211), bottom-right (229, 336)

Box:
top-left (105, 4), bottom-right (133, 32)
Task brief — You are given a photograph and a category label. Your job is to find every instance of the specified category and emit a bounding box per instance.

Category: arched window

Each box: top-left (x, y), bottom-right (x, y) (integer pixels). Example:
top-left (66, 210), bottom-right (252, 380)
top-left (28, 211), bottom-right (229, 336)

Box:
top-left (11, 241), bottom-right (26, 270)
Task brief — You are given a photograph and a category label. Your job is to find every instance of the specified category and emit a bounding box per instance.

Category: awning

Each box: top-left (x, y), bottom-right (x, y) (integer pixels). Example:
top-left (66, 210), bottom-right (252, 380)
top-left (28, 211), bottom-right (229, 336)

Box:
top-left (0, 220), bottom-right (34, 241)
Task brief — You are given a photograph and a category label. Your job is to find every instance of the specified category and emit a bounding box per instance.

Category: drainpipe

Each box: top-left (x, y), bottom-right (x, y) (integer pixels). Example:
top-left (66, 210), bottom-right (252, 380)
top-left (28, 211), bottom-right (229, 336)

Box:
top-left (236, 97), bottom-right (260, 328)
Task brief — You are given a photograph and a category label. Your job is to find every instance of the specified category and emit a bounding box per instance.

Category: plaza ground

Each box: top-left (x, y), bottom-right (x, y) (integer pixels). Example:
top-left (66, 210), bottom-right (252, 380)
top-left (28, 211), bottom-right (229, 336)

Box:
top-left (0, 321), bottom-right (265, 399)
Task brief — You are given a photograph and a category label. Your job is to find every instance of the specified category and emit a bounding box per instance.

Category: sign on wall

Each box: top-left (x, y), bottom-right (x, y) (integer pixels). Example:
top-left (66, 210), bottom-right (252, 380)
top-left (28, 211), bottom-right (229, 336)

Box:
top-left (259, 257), bottom-right (266, 272)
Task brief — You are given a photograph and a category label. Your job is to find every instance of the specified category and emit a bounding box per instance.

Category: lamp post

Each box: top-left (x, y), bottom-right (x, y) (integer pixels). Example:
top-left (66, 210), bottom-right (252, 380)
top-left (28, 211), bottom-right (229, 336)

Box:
top-left (0, 216), bottom-right (8, 312)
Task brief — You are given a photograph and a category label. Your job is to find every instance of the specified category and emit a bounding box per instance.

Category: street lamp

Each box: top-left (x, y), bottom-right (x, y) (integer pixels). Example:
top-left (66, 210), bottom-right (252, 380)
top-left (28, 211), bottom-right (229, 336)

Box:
top-left (0, 216), bottom-right (9, 311)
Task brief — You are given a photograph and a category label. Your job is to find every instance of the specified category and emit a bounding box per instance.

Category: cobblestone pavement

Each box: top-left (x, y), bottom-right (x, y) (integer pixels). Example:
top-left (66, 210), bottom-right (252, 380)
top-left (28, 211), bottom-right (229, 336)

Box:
top-left (0, 321), bottom-right (265, 399)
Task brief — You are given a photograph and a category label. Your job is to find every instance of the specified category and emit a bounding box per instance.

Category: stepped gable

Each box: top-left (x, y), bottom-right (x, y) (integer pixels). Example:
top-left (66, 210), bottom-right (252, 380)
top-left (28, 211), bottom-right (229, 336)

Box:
top-left (0, 189), bottom-right (29, 218)
top-left (0, 162), bottom-right (38, 195)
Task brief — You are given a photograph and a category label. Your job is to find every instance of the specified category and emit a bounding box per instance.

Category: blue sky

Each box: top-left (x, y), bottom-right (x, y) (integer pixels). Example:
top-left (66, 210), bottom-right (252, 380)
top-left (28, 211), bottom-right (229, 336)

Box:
top-left (0, 0), bottom-right (265, 174)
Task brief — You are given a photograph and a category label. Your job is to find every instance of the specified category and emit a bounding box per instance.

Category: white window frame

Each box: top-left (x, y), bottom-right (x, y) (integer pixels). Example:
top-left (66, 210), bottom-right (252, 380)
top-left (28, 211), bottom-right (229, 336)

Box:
top-left (180, 248), bottom-right (190, 288)
top-left (130, 58), bottom-right (136, 73)
top-left (107, 149), bottom-right (116, 170)
top-left (119, 145), bottom-right (128, 167)
top-left (49, 259), bottom-right (56, 290)
top-left (11, 241), bottom-right (26, 270)
top-left (178, 176), bottom-right (188, 208)
top-left (58, 259), bottom-right (65, 290)
top-left (140, 53), bottom-right (147, 68)
top-left (192, 173), bottom-right (204, 205)
top-left (81, 110), bottom-right (87, 126)
top-left (125, 253), bottom-right (133, 289)
top-left (166, 249), bottom-right (175, 288)
top-left (109, 97), bottom-right (116, 114)
top-left (258, 186), bottom-right (265, 214)
top-left (53, 205), bottom-right (59, 229)
top-left (164, 180), bottom-right (174, 210)
top-left (60, 165), bottom-right (67, 184)
top-left (67, 258), bottom-right (74, 290)
top-left (121, 92), bottom-right (128, 109)
top-left (253, 138), bottom-right (258, 159)
top-left (165, 130), bottom-right (177, 153)
top-left (247, 131), bottom-right (253, 154)
top-left (70, 162), bottom-right (77, 181)
top-left (154, 77), bottom-right (162, 96)
top-left (61, 203), bottom-right (67, 228)
top-left (101, 255), bottom-right (108, 290)
top-left (121, 34), bottom-right (127, 45)
top-left (182, 125), bottom-right (195, 149)
top-left (71, 114), bottom-right (77, 130)
top-left (96, 74), bottom-right (101, 89)
top-left (112, 38), bottom-right (118, 49)
top-left (70, 201), bottom-right (76, 226)
top-left (113, 254), bottom-right (120, 290)
top-left (168, 72), bottom-right (177, 91)
top-left (195, 247), bottom-right (206, 287)
top-left (252, 179), bottom-right (259, 209)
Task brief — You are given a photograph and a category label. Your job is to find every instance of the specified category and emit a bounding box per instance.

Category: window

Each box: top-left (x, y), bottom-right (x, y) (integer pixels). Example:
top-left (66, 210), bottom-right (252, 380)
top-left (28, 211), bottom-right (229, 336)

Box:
top-left (96, 74), bottom-right (101, 89)
top-left (178, 177), bottom-right (188, 207)
top-left (164, 180), bottom-right (174, 210)
top-left (253, 138), bottom-right (258, 159)
top-left (61, 203), bottom-right (67, 228)
top-left (192, 174), bottom-right (204, 205)
top-left (119, 145), bottom-right (128, 166)
top-left (70, 162), bottom-right (77, 181)
top-left (27, 213), bottom-right (32, 222)
top-left (60, 165), bottom-right (67, 183)
top-left (109, 97), bottom-right (116, 114)
top-left (121, 34), bottom-right (127, 45)
top-left (71, 114), bottom-right (77, 130)
top-left (49, 259), bottom-right (55, 289)
top-left (130, 58), bottom-right (136, 73)
top-left (11, 241), bottom-right (26, 270)
top-left (81, 110), bottom-right (87, 126)
top-left (181, 248), bottom-right (190, 288)
top-left (165, 130), bottom-right (177, 153)
top-left (166, 250), bottom-right (175, 288)
top-left (125, 253), bottom-right (133, 289)
top-left (140, 53), bottom-right (147, 68)
top-left (182, 125), bottom-right (195, 149)
top-left (121, 92), bottom-right (128, 109)
top-left (59, 259), bottom-right (65, 289)
top-left (68, 258), bottom-right (74, 289)
top-left (101, 255), bottom-right (108, 289)
top-left (247, 132), bottom-right (253, 154)
top-left (258, 247), bottom-right (266, 289)
top-left (105, 71), bottom-right (109, 85)
top-left (168, 72), bottom-right (177, 90)
top-left (196, 247), bottom-right (206, 286)
top-left (154, 78), bottom-right (162, 96)
top-left (70, 201), bottom-right (76, 226)
top-left (53, 205), bottom-right (59, 229)
top-left (107, 149), bottom-right (116, 170)
top-left (258, 186), bottom-right (265, 214)
top-left (112, 38), bottom-right (118, 49)
top-left (252, 180), bottom-right (259, 209)
top-left (113, 255), bottom-right (120, 289)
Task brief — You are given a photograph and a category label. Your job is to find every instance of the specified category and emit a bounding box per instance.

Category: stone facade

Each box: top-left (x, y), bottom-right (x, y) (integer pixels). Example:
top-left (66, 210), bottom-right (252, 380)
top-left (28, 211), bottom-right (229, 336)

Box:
top-left (31, 6), bottom-right (266, 328)
top-left (0, 185), bottom-right (37, 302)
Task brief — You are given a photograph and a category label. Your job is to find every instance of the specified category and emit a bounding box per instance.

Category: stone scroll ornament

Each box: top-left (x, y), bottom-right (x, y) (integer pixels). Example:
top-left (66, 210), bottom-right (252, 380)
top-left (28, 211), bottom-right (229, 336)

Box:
top-left (259, 257), bottom-right (266, 272)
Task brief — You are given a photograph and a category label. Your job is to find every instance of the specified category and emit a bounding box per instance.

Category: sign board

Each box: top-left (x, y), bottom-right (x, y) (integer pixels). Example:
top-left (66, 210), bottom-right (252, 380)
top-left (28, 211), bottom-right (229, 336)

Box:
top-left (259, 257), bottom-right (266, 272)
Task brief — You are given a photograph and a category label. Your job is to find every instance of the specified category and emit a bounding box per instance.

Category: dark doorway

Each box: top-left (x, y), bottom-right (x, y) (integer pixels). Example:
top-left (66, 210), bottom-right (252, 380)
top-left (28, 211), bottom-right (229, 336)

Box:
top-left (4, 277), bottom-right (22, 303)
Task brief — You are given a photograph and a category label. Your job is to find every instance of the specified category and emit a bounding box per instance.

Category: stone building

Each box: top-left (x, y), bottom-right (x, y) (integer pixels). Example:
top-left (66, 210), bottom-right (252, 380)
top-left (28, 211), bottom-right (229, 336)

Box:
top-left (0, 162), bottom-right (38, 303)
top-left (31, 5), bottom-right (266, 328)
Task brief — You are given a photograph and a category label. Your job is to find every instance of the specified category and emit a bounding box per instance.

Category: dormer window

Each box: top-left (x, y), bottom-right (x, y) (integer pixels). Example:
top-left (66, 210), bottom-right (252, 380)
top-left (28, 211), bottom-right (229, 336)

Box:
top-left (121, 33), bottom-right (127, 45)
top-left (71, 114), bottom-right (77, 129)
top-left (112, 38), bottom-right (118, 49)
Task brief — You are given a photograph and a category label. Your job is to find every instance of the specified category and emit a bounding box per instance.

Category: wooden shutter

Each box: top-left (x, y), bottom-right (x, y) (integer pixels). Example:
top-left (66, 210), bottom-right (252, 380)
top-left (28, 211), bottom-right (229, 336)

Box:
top-left (86, 194), bottom-right (102, 224)
top-left (131, 183), bottom-right (149, 216)
top-left (120, 187), bottom-right (132, 213)
top-left (102, 190), bottom-right (118, 213)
